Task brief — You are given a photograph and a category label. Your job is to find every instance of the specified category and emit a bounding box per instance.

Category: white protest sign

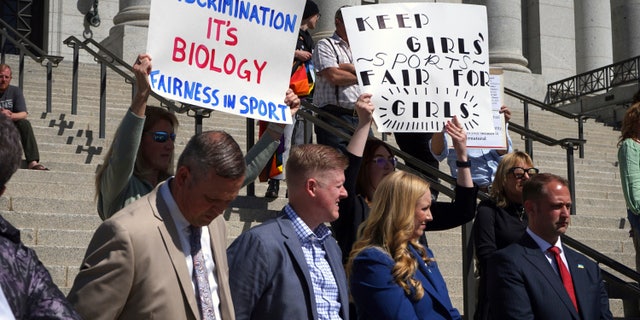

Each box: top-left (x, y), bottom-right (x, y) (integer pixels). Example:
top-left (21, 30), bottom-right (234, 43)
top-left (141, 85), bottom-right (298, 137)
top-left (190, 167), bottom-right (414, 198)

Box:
top-left (147, 0), bottom-right (305, 124)
top-left (466, 69), bottom-right (508, 149)
top-left (342, 3), bottom-right (493, 133)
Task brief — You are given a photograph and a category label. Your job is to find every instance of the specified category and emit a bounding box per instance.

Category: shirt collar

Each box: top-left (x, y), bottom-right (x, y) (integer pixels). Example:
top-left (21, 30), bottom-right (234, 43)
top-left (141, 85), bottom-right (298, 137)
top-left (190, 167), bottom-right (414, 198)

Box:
top-left (526, 227), bottom-right (564, 253)
top-left (159, 178), bottom-right (191, 233)
top-left (284, 204), bottom-right (332, 243)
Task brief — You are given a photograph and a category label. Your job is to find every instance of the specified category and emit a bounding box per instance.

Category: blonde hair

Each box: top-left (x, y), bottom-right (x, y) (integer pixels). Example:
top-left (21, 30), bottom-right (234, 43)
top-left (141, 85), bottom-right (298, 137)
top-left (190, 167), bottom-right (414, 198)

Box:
top-left (489, 151), bottom-right (534, 208)
top-left (347, 171), bottom-right (432, 301)
top-left (95, 106), bottom-right (178, 201)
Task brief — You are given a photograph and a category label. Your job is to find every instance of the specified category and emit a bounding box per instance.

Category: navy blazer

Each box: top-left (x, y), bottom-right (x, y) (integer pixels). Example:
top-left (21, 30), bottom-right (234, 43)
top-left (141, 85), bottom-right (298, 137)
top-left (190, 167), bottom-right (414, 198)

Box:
top-left (350, 245), bottom-right (461, 320)
top-left (227, 211), bottom-right (349, 320)
top-left (486, 233), bottom-right (613, 320)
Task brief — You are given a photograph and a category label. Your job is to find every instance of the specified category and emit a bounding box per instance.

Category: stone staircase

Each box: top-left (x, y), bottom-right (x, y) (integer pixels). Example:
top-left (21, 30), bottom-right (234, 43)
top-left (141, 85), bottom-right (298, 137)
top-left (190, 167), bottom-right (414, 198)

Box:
top-left (0, 54), bottom-right (633, 317)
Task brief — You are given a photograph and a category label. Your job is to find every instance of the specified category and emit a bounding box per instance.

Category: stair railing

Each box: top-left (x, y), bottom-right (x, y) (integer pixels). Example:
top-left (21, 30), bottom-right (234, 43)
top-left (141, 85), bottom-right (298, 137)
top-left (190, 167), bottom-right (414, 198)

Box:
top-left (546, 55), bottom-right (640, 105)
top-left (505, 87), bottom-right (587, 159)
top-left (62, 35), bottom-right (212, 139)
top-left (563, 235), bottom-right (640, 303)
top-left (0, 18), bottom-right (64, 113)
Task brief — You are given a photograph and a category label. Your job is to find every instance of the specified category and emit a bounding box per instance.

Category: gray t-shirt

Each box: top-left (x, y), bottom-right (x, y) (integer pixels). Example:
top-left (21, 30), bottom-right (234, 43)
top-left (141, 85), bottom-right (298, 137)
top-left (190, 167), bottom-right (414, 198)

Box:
top-left (0, 85), bottom-right (26, 113)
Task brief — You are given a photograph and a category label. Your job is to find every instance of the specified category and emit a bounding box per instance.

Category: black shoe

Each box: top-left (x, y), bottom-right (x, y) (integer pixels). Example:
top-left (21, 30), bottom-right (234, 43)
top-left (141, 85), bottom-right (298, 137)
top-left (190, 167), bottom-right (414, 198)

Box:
top-left (265, 179), bottom-right (279, 198)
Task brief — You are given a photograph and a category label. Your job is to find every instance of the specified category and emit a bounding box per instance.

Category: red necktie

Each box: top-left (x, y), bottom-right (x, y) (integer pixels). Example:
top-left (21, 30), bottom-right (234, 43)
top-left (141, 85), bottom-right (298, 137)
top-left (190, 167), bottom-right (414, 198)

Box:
top-left (548, 246), bottom-right (579, 312)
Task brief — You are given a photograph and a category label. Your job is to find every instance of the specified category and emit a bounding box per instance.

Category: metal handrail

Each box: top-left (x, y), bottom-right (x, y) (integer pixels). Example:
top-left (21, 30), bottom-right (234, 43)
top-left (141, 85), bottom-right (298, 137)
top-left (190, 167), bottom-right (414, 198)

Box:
top-left (563, 235), bottom-right (640, 299)
top-left (546, 56), bottom-right (640, 105)
top-left (505, 87), bottom-right (587, 158)
top-left (0, 18), bottom-right (64, 112)
top-left (62, 35), bottom-right (205, 138)
top-left (0, 18), bottom-right (64, 66)
top-left (509, 122), bottom-right (584, 216)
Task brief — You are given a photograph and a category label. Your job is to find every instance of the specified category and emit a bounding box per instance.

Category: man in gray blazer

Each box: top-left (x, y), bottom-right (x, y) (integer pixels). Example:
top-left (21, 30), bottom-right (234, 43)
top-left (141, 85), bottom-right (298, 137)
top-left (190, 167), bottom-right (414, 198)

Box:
top-left (227, 143), bottom-right (350, 320)
top-left (487, 173), bottom-right (612, 319)
top-left (68, 131), bottom-right (247, 320)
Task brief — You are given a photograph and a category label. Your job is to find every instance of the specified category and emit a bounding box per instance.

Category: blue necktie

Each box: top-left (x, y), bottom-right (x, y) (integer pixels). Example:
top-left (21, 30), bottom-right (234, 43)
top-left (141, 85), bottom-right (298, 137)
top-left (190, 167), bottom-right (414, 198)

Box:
top-left (189, 225), bottom-right (216, 320)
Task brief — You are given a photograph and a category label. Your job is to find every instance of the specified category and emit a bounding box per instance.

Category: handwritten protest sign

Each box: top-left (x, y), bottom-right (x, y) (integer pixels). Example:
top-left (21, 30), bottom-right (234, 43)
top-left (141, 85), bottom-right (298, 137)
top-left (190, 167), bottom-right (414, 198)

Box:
top-left (342, 3), bottom-right (493, 133)
top-left (147, 0), bottom-right (304, 124)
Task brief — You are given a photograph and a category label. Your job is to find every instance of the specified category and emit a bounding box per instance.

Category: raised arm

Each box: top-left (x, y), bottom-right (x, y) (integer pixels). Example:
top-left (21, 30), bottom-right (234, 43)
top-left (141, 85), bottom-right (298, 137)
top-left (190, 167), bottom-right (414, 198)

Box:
top-left (243, 89), bottom-right (300, 186)
top-left (346, 93), bottom-right (374, 156)
top-left (130, 54), bottom-right (152, 117)
top-left (333, 94), bottom-right (375, 260)
top-left (446, 116), bottom-right (473, 188)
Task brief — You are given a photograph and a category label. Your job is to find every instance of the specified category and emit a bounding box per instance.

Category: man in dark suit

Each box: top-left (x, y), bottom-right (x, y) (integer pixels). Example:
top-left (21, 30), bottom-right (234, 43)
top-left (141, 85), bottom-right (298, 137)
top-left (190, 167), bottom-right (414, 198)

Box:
top-left (68, 131), bottom-right (246, 320)
top-left (227, 143), bottom-right (350, 320)
top-left (487, 173), bottom-right (612, 319)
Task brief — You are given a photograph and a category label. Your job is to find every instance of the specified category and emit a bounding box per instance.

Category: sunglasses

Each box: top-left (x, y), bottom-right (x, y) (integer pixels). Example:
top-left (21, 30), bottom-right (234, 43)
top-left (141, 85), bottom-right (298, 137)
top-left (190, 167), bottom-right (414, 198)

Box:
top-left (508, 167), bottom-right (539, 179)
top-left (146, 131), bottom-right (176, 143)
top-left (372, 156), bottom-right (398, 168)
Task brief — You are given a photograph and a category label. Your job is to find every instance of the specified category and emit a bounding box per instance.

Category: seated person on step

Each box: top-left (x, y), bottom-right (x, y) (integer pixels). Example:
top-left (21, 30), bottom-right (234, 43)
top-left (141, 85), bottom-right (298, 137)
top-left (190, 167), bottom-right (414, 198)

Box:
top-left (0, 64), bottom-right (48, 171)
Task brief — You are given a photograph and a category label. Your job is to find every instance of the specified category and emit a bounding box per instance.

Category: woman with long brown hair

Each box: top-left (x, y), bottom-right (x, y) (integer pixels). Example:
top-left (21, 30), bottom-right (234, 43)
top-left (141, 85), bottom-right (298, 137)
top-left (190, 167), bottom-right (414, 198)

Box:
top-left (618, 91), bottom-right (640, 275)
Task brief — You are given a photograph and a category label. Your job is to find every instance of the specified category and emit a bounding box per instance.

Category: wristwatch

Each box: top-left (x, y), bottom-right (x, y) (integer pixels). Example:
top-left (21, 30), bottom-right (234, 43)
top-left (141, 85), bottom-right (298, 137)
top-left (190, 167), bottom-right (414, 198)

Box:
top-left (456, 160), bottom-right (471, 168)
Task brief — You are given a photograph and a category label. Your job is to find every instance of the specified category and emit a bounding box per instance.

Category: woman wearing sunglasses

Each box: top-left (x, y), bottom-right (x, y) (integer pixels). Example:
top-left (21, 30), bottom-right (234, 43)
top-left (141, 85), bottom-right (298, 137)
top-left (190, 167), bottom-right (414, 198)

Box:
top-left (95, 53), bottom-right (300, 220)
top-left (472, 150), bottom-right (538, 320)
top-left (331, 93), bottom-right (477, 263)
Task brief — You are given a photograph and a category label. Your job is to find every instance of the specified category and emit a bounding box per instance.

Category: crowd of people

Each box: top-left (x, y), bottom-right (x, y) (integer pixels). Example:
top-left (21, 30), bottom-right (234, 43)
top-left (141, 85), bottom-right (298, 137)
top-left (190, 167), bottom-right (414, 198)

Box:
top-left (0, 3), bottom-right (624, 320)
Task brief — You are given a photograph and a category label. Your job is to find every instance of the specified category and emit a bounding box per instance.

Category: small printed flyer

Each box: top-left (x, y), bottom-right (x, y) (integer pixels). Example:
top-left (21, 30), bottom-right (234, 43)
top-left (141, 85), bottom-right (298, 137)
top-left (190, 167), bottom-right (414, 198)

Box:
top-left (342, 3), bottom-right (493, 133)
top-left (146, 0), bottom-right (305, 124)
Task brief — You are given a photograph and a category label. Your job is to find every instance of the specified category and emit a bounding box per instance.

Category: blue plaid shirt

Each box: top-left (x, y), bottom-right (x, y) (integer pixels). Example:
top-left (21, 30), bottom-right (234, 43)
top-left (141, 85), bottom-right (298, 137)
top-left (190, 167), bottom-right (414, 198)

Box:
top-left (284, 204), bottom-right (342, 320)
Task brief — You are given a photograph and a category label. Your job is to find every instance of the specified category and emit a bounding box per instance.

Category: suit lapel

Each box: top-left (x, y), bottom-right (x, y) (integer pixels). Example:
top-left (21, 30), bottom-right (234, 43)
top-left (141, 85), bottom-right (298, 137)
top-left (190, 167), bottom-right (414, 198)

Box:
top-left (151, 185), bottom-right (200, 320)
top-left (277, 214), bottom-right (319, 320)
top-left (520, 235), bottom-right (580, 319)
top-left (324, 237), bottom-right (349, 319)
top-left (207, 216), bottom-right (234, 320)
top-left (564, 247), bottom-right (590, 319)
top-left (410, 246), bottom-right (450, 309)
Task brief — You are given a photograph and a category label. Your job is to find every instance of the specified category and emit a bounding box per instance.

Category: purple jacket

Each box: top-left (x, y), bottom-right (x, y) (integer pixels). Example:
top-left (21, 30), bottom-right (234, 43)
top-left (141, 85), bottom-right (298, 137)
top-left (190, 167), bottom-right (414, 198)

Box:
top-left (0, 215), bottom-right (81, 319)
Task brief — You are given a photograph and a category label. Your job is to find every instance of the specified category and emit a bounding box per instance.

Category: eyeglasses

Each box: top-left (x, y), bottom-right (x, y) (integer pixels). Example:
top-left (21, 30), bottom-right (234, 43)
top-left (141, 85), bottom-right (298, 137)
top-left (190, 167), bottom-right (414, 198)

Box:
top-left (508, 167), bottom-right (539, 179)
top-left (372, 156), bottom-right (398, 168)
top-left (146, 131), bottom-right (176, 143)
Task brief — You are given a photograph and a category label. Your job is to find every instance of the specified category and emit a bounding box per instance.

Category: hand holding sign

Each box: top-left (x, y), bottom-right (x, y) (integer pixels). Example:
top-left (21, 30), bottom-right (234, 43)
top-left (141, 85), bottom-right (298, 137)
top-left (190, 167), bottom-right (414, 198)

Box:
top-left (342, 3), bottom-right (493, 133)
top-left (146, 0), bottom-right (306, 124)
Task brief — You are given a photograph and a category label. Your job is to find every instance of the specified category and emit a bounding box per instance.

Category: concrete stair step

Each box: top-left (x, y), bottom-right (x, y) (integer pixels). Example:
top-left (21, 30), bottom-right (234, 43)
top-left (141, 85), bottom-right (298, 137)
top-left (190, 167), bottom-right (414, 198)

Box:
top-left (1, 196), bottom-right (96, 215)
top-left (4, 182), bottom-right (95, 200)
top-left (1, 211), bottom-right (102, 231)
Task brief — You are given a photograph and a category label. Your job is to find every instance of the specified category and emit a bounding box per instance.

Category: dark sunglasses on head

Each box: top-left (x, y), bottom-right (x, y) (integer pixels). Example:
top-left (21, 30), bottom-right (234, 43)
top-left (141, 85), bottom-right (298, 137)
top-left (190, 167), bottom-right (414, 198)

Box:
top-left (146, 131), bottom-right (176, 143)
top-left (372, 156), bottom-right (398, 168)
top-left (508, 167), bottom-right (539, 179)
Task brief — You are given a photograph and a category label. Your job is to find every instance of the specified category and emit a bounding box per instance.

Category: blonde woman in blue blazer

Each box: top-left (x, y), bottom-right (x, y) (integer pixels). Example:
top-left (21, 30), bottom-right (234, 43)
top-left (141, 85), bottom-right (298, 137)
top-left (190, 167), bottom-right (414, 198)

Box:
top-left (347, 171), bottom-right (461, 320)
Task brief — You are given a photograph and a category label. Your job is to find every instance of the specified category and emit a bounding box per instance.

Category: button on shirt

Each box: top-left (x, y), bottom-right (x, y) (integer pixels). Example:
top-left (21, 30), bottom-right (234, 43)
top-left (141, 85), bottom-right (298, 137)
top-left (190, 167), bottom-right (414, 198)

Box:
top-left (160, 181), bottom-right (222, 320)
top-left (284, 204), bottom-right (342, 320)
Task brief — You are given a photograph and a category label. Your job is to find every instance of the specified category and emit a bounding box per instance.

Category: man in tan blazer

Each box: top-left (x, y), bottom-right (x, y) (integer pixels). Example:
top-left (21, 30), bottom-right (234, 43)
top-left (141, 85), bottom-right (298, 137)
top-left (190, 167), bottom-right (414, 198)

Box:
top-left (68, 131), bottom-right (246, 320)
